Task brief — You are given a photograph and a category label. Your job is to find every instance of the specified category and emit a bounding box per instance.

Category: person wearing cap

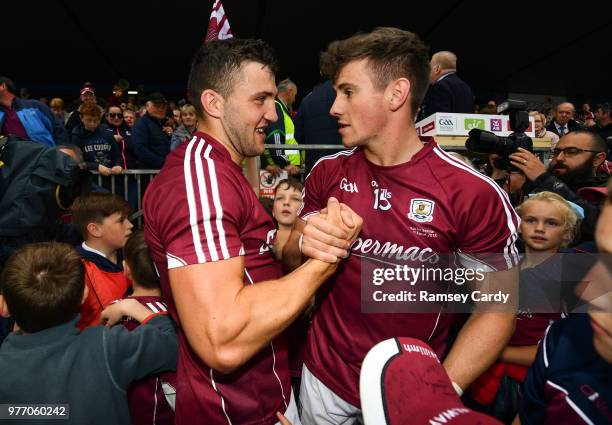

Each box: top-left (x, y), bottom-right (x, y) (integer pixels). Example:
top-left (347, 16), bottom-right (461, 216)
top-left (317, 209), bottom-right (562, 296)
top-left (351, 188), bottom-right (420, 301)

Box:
top-left (360, 337), bottom-right (502, 425)
top-left (132, 92), bottom-right (172, 169)
top-left (0, 76), bottom-right (67, 147)
top-left (65, 84), bottom-right (105, 133)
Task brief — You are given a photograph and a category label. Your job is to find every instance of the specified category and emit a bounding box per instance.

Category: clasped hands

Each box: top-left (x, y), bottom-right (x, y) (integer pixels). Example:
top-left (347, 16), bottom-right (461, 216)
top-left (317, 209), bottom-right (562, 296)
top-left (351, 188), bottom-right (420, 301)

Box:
top-left (301, 197), bottom-right (363, 263)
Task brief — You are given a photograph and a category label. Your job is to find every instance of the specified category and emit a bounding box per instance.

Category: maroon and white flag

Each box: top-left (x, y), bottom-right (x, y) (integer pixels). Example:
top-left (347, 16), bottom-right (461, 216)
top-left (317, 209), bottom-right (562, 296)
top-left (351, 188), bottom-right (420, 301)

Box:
top-left (205, 0), bottom-right (233, 42)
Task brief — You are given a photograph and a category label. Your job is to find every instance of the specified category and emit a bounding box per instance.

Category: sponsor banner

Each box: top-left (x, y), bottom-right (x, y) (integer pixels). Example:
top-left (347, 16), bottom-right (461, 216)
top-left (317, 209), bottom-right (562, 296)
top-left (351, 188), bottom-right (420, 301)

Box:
top-left (416, 113), bottom-right (536, 137)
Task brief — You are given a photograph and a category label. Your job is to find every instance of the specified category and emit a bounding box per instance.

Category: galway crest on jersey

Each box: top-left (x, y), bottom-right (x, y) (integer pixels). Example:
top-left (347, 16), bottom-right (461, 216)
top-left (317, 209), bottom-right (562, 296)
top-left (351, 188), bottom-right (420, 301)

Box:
top-left (407, 198), bottom-right (435, 223)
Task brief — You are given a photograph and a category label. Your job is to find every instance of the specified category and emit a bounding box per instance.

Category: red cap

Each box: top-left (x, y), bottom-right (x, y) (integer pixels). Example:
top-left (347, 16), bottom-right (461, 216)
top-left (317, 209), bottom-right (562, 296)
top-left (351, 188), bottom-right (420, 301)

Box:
top-left (360, 337), bottom-right (501, 425)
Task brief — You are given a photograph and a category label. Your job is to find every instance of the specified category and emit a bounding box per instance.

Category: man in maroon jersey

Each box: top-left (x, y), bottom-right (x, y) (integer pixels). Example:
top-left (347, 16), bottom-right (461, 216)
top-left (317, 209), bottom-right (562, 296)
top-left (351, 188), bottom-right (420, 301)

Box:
top-left (283, 27), bottom-right (520, 424)
top-left (143, 39), bottom-right (362, 425)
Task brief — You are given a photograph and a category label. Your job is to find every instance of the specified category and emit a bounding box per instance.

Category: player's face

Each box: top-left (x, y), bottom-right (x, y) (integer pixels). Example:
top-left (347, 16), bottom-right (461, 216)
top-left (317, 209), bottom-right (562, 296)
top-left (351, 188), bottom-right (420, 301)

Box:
top-left (222, 61), bottom-right (277, 158)
top-left (98, 212), bottom-right (133, 250)
top-left (272, 185), bottom-right (303, 228)
top-left (330, 59), bottom-right (388, 148)
top-left (519, 200), bottom-right (568, 253)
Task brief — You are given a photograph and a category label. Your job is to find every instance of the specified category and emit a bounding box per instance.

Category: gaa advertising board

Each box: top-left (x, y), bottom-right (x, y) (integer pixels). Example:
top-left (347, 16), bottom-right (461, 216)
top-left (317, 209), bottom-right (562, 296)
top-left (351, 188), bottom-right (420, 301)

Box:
top-left (416, 113), bottom-right (536, 138)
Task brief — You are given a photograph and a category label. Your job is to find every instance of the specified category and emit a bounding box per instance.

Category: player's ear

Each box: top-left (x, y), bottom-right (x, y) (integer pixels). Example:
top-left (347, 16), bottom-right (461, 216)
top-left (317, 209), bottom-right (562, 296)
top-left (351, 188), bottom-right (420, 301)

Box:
top-left (81, 284), bottom-right (89, 305)
top-left (386, 78), bottom-right (410, 112)
top-left (87, 222), bottom-right (103, 238)
top-left (0, 295), bottom-right (10, 318)
top-left (123, 260), bottom-right (133, 281)
top-left (201, 89), bottom-right (223, 119)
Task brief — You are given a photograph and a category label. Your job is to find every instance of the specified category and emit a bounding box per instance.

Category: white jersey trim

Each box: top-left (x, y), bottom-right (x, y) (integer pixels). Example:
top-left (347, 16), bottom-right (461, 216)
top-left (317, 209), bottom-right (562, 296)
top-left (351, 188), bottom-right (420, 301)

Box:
top-left (195, 142), bottom-right (218, 261)
top-left (299, 148), bottom-right (356, 217)
top-left (204, 142), bottom-right (231, 260)
top-left (546, 380), bottom-right (594, 425)
top-left (432, 147), bottom-right (520, 269)
top-left (210, 369), bottom-right (233, 425)
top-left (184, 136), bottom-right (206, 263)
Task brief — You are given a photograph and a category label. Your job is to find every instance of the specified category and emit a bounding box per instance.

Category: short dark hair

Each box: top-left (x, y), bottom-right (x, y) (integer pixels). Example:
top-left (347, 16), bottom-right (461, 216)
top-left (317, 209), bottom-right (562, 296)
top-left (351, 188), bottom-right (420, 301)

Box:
top-left (596, 103), bottom-right (611, 116)
top-left (71, 193), bottom-right (131, 239)
top-left (1, 242), bottom-right (84, 333)
top-left (124, 231), bottom-right (159, 290)
top-left (567, 130), bottom-right (607, 153)
top-left (274, 178), bottom-right (304, 195)
top-left (319, 27), bottom-right (430, 117)
top-left (187, 38), bottom-right (279, 118)
top-left (0, 76), bottom-right (17, 95)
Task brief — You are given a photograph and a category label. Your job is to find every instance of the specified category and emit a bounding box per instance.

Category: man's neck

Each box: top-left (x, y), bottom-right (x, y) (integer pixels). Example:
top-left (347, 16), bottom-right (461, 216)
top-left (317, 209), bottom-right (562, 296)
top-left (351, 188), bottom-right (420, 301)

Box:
top-left (131, 286), bottom-right (162, 297)
top-left (196, 121), bottom-right (244, 165)
top-left (83, 240), bottom-right (118, 264)
top-left (0, 94), bottom-right (15, 109)
top-left (363, 121), bottom-right (424, 166)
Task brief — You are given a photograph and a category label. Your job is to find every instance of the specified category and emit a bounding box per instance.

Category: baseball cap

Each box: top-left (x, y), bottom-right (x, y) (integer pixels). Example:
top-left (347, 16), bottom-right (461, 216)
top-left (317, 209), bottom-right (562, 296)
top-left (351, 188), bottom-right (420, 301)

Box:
top-left (360, 337), bottom-right (501, 425)
top-left (146, 92), bottom-right (167, 104)
top-left (80, 83), bottom-right (95, 96)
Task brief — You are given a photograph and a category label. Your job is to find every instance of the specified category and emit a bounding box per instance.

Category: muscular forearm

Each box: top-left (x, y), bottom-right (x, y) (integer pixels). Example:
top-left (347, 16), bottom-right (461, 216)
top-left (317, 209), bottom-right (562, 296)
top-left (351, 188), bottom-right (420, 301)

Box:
top-left (186, 259), bottom-right (334, 373)
top-left (443, 312), bottom-right (515, 390)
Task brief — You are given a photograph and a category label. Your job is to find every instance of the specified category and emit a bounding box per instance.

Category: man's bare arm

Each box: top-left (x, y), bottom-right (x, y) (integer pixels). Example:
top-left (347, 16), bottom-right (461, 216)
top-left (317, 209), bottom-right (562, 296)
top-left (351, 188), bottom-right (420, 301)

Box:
top-left (172, 198), bottom-right (362, 374)
top-left (443, 266), bottom-right (518, 391)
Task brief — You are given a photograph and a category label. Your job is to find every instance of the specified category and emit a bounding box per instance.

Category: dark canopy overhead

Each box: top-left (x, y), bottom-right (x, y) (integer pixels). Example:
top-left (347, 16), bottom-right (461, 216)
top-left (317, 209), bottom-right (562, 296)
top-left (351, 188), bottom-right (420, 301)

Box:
top-left (4, 0), bottom-right (612, 102)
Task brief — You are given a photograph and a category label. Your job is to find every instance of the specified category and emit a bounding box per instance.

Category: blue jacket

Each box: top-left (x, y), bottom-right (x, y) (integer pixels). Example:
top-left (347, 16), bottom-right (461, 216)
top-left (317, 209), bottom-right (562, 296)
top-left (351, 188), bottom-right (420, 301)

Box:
top-left (132, 113), bottom-right (170, 169)
top-left (100, 122), bottom-right (139, 169)
top-left (520, 314), bottom-right (612, 425)
top-left (71, 125), bottom-right (122, 171)
top-left (0, 97), bottom-right (67, 147)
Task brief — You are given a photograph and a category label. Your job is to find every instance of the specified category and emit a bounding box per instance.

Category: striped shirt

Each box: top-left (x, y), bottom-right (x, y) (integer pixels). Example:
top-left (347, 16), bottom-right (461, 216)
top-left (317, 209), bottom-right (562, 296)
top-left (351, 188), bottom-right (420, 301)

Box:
top-left (143, 132), bottom-right (290, 424)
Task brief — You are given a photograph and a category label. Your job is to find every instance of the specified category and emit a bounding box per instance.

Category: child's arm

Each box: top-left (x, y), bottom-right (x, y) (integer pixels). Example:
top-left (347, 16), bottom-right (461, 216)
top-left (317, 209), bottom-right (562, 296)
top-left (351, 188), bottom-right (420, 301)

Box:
top-left (100, 298), bottom-right (157, 327)
top-left (499, 344), bottom-right (539, 367)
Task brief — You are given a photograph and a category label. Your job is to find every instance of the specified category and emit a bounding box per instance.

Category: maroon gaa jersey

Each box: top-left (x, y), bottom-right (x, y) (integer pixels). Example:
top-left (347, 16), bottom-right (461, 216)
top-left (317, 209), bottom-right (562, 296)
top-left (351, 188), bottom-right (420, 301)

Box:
top-left (144, 132), bottom-right (291, 425)
top-left (299, 139), bottom-right (520, 406)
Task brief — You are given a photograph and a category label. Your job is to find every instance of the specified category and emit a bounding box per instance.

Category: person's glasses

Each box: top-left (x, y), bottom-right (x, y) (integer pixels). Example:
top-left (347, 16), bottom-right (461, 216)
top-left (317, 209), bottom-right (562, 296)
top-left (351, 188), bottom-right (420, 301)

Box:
top-left (108, 113), bottom-right (123, 119)
top-left (552, 147), bottom-right (601, 157)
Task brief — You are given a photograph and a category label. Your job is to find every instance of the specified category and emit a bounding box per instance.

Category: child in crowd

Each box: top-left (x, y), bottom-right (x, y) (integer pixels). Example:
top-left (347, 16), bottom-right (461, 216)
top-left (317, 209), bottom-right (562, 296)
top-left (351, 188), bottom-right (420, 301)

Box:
top-left (272, 178), bottom-right (304, 253)
top-left (519, 181), bottom-right (612, 424)
top-left (0, 242), bottom-right (177, 425)
top-left (71, 102), bottom-right (123, 176)
top-left (118, 230), bottom-right (176, 425)
top-left (468, 191), bottom-right (580, 422)
top-left (71, 192), bottom-right (133, 329)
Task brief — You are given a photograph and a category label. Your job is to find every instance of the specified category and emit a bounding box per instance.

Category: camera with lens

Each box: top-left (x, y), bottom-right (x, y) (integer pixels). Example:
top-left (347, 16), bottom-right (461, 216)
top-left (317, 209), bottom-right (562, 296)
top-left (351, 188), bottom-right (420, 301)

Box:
top-left (465, 99), bottom-right (533, 171)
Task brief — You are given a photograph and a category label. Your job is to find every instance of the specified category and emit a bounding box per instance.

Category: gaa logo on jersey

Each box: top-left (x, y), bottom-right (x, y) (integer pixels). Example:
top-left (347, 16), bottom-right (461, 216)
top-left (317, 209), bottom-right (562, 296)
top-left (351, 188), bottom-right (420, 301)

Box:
top-left (407, 198), bottom-right (435, 223)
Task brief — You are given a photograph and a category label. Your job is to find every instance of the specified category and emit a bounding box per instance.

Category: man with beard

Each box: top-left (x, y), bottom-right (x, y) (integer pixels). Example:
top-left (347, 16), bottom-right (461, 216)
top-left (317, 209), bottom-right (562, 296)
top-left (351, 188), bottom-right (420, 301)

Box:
top-left (509, 131), bottom-right (608, 244)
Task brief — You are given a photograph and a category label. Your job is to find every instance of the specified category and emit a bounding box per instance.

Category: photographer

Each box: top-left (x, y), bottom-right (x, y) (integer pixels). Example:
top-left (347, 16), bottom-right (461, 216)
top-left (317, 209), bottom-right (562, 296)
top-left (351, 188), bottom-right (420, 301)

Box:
top-left (508, 131), bottom-right (608, 244)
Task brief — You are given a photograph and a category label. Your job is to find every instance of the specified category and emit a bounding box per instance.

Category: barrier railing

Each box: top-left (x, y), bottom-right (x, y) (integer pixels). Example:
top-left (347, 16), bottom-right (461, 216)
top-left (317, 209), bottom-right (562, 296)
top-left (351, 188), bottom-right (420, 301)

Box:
top-left (94, 139), bottom-right (552, 226)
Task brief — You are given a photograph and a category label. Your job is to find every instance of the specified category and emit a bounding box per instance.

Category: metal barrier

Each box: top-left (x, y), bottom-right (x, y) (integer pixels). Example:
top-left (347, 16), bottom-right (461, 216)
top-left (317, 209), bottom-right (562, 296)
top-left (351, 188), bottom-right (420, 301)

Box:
top-left (94, 139), bottom-right (552, 226)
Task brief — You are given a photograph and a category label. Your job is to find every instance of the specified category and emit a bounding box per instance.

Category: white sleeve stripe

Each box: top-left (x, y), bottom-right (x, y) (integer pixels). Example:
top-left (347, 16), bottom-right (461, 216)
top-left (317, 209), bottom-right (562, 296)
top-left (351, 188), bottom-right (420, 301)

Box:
top-left (204, 144), bottom-right (230, 260)
top-left (184, 136), bottom-right (206, 263)
top-left (146, 302), bottom-right (159, 313)
top-left (304, 148), bottom-right (356, 183)
top-left (195, 141), bottom-right (219, 261)
top-left (156, 302), bottom-right (167, 312)
top-left (433, 147), bottom-right (520, 268)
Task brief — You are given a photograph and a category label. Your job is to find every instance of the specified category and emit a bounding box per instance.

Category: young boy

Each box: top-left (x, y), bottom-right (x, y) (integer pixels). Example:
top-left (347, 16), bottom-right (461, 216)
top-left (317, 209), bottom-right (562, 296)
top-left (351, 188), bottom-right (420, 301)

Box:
top-left (0, 242), bottom-right (177, 425)
top-left (120, 230), bottom-right (176, 425)
top-left (272, 178), bottom-right (304, 254)
top-left (71, 102), bottom-right (124, 176)
top-left (71, 192), bottom-right (133, 329)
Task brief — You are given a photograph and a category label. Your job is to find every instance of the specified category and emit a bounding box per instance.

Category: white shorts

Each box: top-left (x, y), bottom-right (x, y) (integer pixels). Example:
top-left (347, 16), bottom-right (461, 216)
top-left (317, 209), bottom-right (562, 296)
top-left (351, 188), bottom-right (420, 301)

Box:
top-left (299, 365), bottom-right (362, 425)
